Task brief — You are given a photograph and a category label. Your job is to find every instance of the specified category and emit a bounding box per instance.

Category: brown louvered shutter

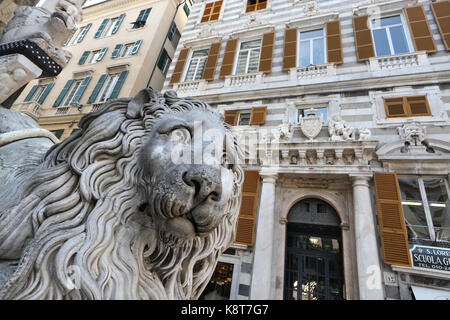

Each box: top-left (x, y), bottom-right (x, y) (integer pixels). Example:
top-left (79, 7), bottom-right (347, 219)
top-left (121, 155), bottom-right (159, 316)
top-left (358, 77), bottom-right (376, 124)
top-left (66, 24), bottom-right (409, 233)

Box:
top-left (431, 1), bottom-right (450, 51)
top-left (250, 106), bottom-right (267, 125)
top-left (219, 38), bottom-right (238, 78)
top-left (326, 20), bottom-right (343, 64)
top-left (384, 97), bottom-right (407, 118)
top-left (405, 5), bottom-right (437, 53)
top-left (223, 110), bottom-right (238, 126)
top-left (405, 95), bottom-right (431, 116)
top-left (170, 48), bottom-right (189, 84)
top-left (203, 42), bottom-right (221, 80)
top-left (235, 170), bottom-right (260, 246)
top-left (283, 28), bottom-right (297, 70)
top-left (353, 15), bottom-right (375, 61)
top-left (373, 172), bottom-right (411, 267)
top-left (259, 32), bottom-right (275, 73)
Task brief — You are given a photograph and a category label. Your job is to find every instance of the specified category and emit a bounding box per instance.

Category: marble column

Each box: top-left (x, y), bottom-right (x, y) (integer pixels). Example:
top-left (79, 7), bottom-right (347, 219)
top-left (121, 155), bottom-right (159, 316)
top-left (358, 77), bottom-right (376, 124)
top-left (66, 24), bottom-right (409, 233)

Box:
top-left (351, 175), bottom-right (384, 300)
top-left (250, 172), bottom-right (278, 300)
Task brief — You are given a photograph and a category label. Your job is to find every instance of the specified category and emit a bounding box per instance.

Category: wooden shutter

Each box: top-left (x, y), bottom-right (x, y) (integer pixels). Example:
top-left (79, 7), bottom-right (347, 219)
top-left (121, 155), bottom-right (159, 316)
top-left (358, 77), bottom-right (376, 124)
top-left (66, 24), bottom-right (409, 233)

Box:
top-left (405, 5), bottom-right (437, 53)
top-left (259, 32), bottom-right (274, 73)
top-left (235, 170), bottom-right (260, 246)
top-left (53, 79), bottom-right (74, 107)
top-left (87, 74), bottom-right (107, 103)
top-left (250, 106), bottom-right (267, 125)
top-left (353, 15), bottom-right (375, 61)
top-left (405, 95), bottom-right (431, 116)
top-left (201, 1), bottom-right (223, 22)
top-left (223, 110), bottom-right (238, 126)
top-left (94, 18), bottom-right (109, 38)
top-left (373, 172), bottom-right (411, 267)
top-left (431, 1), bottom-right (450, 51)
top-left (37, 82), bottom-right (54, 105)
top-left (283, 28), bottom-right (297, 70)
top-left (109, 70), bottom-right (128, 100)
top-left (326, 20), bottom-right (343, 64)
top-left (384, 97), bottom-right (407, 118)
top-left (24, 84), bottom-right (38, 102)
top-left (170, 48), bottom-right (189, 84)
top-left (219, 38), bottom-right (238, 78)
top-left (203, 42), bottom-right (221, 80)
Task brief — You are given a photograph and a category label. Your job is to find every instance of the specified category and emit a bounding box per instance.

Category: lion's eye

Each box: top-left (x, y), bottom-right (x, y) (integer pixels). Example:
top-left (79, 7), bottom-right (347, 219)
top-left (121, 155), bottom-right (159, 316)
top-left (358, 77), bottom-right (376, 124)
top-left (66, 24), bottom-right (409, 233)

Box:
top-left (169, 127), bottom-right (191, 144)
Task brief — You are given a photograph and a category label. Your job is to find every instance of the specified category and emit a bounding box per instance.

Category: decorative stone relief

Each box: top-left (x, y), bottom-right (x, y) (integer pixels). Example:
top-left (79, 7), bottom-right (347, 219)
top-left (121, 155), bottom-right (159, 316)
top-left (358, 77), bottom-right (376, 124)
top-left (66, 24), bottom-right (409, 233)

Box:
top-left (299, 108), bottom-right (324, 141)
top-left (275, 118), bottom-right (294, 140)
top-left (328, 113), bottom-right (355, 141)
top-left (397, 122), bottom-right (426, 146)
top-left (358, 127), bottom-right (372, 141)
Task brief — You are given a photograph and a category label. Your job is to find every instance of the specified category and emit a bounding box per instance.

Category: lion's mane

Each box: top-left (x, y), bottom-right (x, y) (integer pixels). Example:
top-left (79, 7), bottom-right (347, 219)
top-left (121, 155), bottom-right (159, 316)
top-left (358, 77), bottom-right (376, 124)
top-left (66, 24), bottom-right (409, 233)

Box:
top-left (0, 90), bottom-right (243, 299)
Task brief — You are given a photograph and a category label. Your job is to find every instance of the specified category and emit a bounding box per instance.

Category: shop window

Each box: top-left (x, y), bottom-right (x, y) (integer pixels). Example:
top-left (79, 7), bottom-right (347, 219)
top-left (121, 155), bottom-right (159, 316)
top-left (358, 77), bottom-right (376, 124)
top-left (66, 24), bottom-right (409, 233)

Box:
top-left (199, 262), bottom-right (234, 300)
top-left (246, 0), bottom-right (267, 13)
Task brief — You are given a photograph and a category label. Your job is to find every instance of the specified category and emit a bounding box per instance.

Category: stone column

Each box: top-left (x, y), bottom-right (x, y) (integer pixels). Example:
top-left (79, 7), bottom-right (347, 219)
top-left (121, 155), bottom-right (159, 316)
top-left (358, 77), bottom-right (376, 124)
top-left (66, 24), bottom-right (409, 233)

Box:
top-left (351, 175), bottom-right (384, 300)
top-left (250, 171), bottom-right (278, 300)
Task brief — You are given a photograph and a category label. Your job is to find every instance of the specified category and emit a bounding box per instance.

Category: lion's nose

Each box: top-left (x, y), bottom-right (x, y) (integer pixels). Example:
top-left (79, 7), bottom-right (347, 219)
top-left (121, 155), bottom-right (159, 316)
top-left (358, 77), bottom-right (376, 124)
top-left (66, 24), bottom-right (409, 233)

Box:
top-left (182, 166), bottom-right (222, 205)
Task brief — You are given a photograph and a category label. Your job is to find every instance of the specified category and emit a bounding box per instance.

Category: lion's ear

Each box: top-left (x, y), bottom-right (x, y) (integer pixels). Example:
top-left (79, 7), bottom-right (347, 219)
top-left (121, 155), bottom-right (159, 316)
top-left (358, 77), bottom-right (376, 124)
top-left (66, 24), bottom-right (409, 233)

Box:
top-left (126, 89), bottom-right (152, 119)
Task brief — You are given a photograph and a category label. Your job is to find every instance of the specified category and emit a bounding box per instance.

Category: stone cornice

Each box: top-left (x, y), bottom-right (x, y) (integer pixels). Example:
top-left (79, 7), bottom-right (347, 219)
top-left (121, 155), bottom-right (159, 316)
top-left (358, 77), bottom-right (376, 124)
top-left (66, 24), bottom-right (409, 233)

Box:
top-left (83, 0), bottom-right (178, 18)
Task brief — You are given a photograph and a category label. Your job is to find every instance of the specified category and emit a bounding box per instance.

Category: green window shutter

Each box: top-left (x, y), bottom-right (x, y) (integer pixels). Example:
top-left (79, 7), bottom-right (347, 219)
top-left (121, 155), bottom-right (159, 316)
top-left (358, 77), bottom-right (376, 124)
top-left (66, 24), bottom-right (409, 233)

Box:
top-left (51, 129), bottom-right (64, 139)
top-left (96, 47), bottom-right (108, 61)
top-left (76, 23), bottom-right (92, 43)
top-left (130, 40), bottom-right (142, 55)
top-left (111, 44), bottom-right (123, 58)
top-left (37, 82), bottom-right (54, 105)
top-left (111, 13), bottom-right (125, 34)
top-left (53, 79), bottom-right (74, 107)
top-left (94, 18), bottom-right (110, 38)
top-left (71, 76), bottom-right (92, 104)
top-left (64, 31), bottom-right (75, 46)
top-left (168, 22), bottom-right (175, 41)
top-left (24, 84), bottom-right (38, 102)
top-left (183, 3), bottom-right (190, 16)
top-left (87, 74), bottom-right (107, 103)
top-left (108, 70), bottom-right (129, 100)
top-left (78, 50), bottom-right (91, 65)
top-left (133, 8), bottom-right (151, 28)
top-left (71, 128), bottom-right (81, 136)
top-left (157, 48), bottom-right (168, 70)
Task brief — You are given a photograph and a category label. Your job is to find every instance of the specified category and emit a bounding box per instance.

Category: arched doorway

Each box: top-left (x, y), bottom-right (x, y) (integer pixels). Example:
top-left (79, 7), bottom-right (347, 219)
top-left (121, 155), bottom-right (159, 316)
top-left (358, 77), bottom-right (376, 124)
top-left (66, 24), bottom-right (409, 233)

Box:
top-left (284, 198), bottom-right (345, 300)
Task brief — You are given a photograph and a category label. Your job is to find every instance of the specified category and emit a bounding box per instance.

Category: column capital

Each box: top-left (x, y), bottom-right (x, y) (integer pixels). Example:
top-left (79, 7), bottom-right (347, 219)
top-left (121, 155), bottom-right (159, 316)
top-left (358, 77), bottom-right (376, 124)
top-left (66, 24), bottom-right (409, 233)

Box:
top-left (350, 174), bottom-right (372, 187)
top-left (259, 170), bottom-right (278, 183)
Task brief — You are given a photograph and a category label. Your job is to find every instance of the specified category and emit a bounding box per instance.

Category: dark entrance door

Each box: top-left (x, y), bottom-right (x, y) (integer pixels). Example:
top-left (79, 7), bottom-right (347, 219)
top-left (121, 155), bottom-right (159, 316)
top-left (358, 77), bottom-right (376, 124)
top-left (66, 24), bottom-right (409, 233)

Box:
top-left (284, 198), bottom-right (345, 300)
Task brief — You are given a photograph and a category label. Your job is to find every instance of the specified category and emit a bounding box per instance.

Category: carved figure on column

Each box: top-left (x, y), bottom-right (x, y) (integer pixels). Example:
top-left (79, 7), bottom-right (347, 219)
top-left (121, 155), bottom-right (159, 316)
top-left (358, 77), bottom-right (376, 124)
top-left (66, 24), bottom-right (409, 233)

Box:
top-left (358, 127), bottom-right (371, 141)
top-left (328, 113), bottom-right (355, 141)
top-left (275, 117), bottom-right (294, 140)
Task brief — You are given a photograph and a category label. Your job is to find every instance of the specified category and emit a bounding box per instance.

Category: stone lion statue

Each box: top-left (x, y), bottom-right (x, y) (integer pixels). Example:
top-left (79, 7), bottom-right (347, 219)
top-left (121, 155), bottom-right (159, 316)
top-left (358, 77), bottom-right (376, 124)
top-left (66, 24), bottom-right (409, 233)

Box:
top-left (0, 88), bottom-right (244, 299)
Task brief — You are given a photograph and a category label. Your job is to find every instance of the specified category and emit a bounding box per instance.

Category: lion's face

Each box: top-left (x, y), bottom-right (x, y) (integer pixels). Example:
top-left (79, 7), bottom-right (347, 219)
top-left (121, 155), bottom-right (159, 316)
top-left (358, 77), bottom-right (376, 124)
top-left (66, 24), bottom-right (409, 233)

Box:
top-left (138, 109), bottom-right (236, 244)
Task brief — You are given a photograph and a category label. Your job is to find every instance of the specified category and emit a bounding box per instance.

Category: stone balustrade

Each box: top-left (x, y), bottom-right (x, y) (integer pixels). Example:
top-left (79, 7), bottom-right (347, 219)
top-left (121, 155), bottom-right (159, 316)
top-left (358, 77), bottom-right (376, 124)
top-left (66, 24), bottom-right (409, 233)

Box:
top-left (172, 79), bottom-right (207, 95)
top-left (54, 106), bottom-right (71, 115)
top-left (12, 101), bottom-right (41, 120)
top-left (368, 51), bottom-right (429, 72)
top-left (90, 103), bottom-right (104, 113)
top-left (224, 72), bottom-right (264, 87)
top-left (290, 63), bottom-right (336, 81)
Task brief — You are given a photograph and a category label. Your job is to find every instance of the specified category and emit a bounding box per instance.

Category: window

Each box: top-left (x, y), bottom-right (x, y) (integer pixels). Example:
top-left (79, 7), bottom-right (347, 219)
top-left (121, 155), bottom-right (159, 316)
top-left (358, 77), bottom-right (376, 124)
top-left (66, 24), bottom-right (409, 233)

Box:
top-left (371, 15), bottom-right (410, 57)
top-left (298, 29), bottom-right (325, 67)
top-left (72, 24), bottom-right (91, 44)
top-left (26, 84), bottom-right (53, 103)
top-left (383, 95), bottom-right (431, 118)
top-left (96, 74), bottom-right (120, 102)
top-left (88, 50), bottom-right (102, 64)
top-left (121, 43), bottom-right (135, 57)
top-left (50, 129), bottom-right (64, 139)
top-left (298, 107), bottom-right (328, 122)
top-left (237, 111), bottom-right (251, 125)
top-left (168, 22), bottom-right (181, 48)
top-left (103, 17), bottom-right (119, 37)
top-left (132, 8), bottom-right (151, 29)
top-left (62, 80), bottom-right (83, 106)
top-left (201, 1), bottom-right (223, 23)
top-left (157, 49), bottom-right (172, 76)
top-left (184, 49), bottom-right (208, 81)
top-left (235, 40), bottom-right (261, 74)
top-left (398, 176), bottom-right (450, 244)
top-left (246, 0), bottom-right (267, 13)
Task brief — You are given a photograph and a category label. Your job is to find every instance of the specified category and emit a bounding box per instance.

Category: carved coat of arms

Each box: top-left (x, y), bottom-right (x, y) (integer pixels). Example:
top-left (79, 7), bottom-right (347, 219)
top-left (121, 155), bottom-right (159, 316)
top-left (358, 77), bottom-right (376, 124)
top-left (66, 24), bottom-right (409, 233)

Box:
top-left (299, 108), bottom-right (324, 141)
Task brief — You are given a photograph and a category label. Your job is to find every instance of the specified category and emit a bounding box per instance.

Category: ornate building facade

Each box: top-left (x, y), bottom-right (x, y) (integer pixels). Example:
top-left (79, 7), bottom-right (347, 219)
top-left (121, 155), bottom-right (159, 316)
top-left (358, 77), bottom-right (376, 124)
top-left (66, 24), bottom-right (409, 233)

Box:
top-left (10, 0), bottom-right (191, 140)
top-left (163, 0), bottom-right (450, 300)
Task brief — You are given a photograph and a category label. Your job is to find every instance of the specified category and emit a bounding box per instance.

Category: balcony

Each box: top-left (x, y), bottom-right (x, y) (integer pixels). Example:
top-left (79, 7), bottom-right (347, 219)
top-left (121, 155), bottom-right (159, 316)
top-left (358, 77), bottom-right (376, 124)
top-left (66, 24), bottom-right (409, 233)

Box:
top-left (172, 79), bottom-right (207, 96)
top-left (12, 101), bottom-right (41, 120)
top-left (368, 51), bottom-right (429, 72)
top-left (289, 63), bottom-right (336, 81)
top-left (224, 72), bottom-right (264, 87)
